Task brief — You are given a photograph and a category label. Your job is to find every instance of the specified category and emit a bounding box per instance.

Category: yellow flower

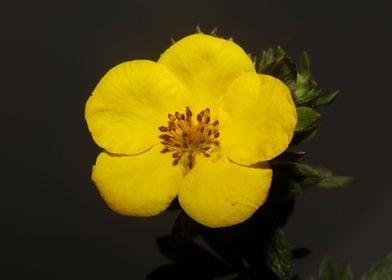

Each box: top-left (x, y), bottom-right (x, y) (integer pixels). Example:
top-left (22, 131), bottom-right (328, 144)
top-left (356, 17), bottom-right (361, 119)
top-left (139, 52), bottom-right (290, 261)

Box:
top-left (85, 34), bottom-right (297, 228)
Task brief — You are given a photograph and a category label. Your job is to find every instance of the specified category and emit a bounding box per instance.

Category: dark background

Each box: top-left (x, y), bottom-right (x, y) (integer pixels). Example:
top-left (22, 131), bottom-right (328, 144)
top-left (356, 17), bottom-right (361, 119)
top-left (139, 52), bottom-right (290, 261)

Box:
top-left (2, 0), bottom-right (391, 279)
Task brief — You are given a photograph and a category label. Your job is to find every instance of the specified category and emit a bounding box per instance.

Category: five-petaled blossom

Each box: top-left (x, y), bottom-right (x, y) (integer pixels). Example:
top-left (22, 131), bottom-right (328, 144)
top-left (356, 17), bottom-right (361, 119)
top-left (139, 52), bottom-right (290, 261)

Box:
top-left (85, 34), bottom-right (297, 228)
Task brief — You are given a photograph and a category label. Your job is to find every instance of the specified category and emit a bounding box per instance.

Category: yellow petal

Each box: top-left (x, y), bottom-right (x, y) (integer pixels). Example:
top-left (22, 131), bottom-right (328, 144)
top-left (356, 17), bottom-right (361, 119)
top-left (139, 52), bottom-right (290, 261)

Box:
top-left (158, 34), bottom-right (255, 113)
top-left (178, 154), bottom-right (272, 228)
top-left (85, 60), bottom-right (189, 155)
top-left (92, 146), bottom-right (183, 217)
top-left (219, 73), bottom-right (297, 165)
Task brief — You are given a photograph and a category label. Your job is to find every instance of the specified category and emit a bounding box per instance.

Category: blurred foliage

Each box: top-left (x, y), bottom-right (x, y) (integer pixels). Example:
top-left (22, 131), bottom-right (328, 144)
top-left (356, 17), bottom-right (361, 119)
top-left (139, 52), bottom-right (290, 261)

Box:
top-left (307, 254), bottom-right (392, 280)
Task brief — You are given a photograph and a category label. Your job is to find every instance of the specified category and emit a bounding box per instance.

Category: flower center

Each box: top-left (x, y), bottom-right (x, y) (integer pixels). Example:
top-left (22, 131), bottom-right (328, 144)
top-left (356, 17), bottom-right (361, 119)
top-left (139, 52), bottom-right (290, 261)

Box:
top-left (158, 106), bottom-right (220, 168)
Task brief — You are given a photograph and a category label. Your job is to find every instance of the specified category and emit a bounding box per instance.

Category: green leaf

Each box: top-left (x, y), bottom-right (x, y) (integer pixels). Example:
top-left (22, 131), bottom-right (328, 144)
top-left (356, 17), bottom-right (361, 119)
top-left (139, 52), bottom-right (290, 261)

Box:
top-left (285, 162), bottom-right (325, 188)
top-left (293, 52), bottom-right (321, 105)
top-left (259, 48), bottom-right (274, 70)
top-left (300, 51), bottom-right (311, 74)
top-left (295, 107), bottom-right (320, 132)
top-left (271, 162), bottom-right (354, 198)
top-left (258, 47), bottom-right (297, 91)
top-left (317, 257), bottom-right (353, 280)
top-left (337, 263), bottom-right (353, 280)
top-left (276, 46), bottom-right (287, 58)
top-left (265, 229), bottom-right (293, 278)
top-left (319, 256), bottom-right (337, 280)
top-left (361, 253), bottom-right (392, 280)
top-left (269, 162), bottom-right (325, 201)
top-left (315, 90), bottom-right (339, 107)
top-left (317, 176), bottom-right (356, 189)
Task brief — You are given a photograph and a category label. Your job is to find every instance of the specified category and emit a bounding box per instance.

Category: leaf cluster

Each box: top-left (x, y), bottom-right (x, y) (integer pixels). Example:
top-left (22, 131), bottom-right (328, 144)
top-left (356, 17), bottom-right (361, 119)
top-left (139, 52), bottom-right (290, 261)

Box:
top-left (310, 254), bottom-right (392, 280)
top-left (257, 47), bottom-right (339, 145)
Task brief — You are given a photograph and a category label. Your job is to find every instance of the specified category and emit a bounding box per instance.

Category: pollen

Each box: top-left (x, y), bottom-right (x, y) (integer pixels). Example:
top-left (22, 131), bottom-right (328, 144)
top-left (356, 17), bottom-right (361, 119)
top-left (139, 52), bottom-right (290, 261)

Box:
top-left (158, 106), bottom-right (220, 168)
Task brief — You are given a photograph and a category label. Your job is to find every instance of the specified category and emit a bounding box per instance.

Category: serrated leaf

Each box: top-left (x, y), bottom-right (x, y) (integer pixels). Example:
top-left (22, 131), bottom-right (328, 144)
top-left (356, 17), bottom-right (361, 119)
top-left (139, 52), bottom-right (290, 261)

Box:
top-left (258, 47), bottom-right (297, 91)
top-left (259, 48), bottom-right (274, 70)
top-left (269, 162), bottom-right (325, 200)
top-left (294, 87), bottom-right (320, 105)
top-left (286, 162), bottom-right (325, 187)
top-left (320, 256), bottom-right (337, 280)
top-left (317, 176), bottom-right (356, 189)
top-left (337, 263), bottom-right (353, 280)
top-left (295, 107), bottom-right (320, 132)
top-left (277, 57), bottom-right (297, 91)
top-left (260, 57), bottom-right (297, 90)
top-left (361, 253), bottom-right (392, 280)
top-left (293, 52), bottom-right (321, 105)
top-left (276, 46), bottom-right (287, 58)
top-left (315, 90), bottom-right (339, 107)
top-left (265, 229), bottom-right (293, 278)
top-left (300, 52), bottom-right (311, 74)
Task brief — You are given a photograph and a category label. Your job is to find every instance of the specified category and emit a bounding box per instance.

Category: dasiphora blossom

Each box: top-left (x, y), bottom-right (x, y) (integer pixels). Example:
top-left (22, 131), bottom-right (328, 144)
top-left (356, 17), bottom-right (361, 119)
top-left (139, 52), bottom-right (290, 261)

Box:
top-left (85, 34), bottom-right (297, 228)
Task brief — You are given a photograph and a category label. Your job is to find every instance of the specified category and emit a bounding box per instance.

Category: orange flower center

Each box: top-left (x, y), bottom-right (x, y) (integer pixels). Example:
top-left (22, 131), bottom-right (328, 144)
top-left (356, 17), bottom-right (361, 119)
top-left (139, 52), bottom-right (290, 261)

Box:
top-left (158, 106), bottom-right (220, 168)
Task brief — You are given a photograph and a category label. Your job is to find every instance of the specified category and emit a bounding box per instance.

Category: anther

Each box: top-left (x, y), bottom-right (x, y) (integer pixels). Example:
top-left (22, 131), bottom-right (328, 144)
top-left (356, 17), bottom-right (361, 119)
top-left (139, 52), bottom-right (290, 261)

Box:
top-left (172, 152), bottom-right (180, 158)
top-left (159, 135), bottom-right (171, 140)
top-left (186, 106), bottom-right (192, 117)
top-left (159, 106), bottom-right (221, 167)
top-left (168, 114), bottom-right (176, 121)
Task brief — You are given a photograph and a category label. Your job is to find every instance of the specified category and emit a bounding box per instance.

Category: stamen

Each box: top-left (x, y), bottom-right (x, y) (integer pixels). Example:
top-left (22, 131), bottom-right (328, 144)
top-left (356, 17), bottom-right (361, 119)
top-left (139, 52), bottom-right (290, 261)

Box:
top-left (172, 152), bottom-right (180, 158)
top-left (186, 106), bottom-right (192, 117)
top-left (168, 114), bottom-right (176, 121)
top-left (158, 107), bottom-right (220, 167)
top-left (197, 113), bottom-right (203, 122)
